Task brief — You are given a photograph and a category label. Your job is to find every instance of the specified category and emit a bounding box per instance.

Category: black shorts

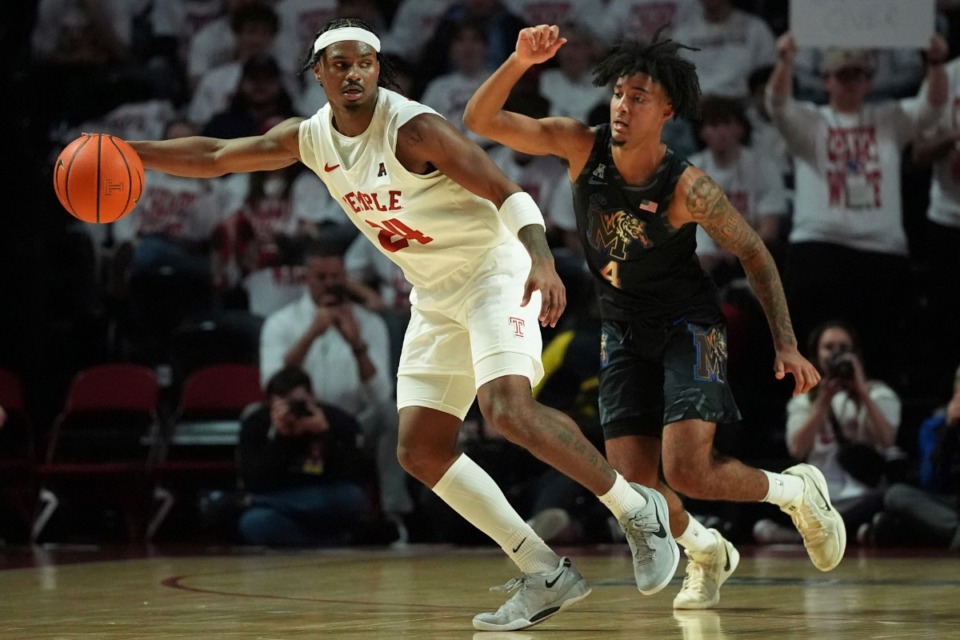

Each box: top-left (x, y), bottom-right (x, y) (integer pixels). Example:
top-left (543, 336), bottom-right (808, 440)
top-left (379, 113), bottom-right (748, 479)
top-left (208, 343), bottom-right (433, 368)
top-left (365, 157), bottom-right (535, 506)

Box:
top-left (598, 318), bottom-right (741, 440)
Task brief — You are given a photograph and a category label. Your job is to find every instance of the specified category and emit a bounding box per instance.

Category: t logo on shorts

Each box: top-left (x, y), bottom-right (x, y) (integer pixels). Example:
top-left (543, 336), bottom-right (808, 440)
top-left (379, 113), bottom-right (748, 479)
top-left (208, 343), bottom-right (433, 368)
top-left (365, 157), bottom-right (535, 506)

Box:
top-left (509, 317), bottom-right (525, 337)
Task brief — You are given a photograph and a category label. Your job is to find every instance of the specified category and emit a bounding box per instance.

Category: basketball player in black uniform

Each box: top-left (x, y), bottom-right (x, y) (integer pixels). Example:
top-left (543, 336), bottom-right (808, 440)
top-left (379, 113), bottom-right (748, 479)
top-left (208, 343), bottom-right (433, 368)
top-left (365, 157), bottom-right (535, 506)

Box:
top-left (466, 24), bottom-right (847, 609)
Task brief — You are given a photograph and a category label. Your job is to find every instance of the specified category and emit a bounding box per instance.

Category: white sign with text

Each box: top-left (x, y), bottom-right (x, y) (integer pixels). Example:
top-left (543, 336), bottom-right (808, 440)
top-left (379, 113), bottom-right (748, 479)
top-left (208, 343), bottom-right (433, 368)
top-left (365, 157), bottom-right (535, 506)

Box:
top-left (790, 0), bottom-right (935, 48)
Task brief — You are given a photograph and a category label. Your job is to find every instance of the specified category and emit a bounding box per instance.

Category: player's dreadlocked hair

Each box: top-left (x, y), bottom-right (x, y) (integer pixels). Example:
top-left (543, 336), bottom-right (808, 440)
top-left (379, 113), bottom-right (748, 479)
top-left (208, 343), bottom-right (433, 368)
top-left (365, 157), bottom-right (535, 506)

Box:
top-left (592, 28), bottom-right (702, 122)
top-left (299, 18), bottom-right (402, 93)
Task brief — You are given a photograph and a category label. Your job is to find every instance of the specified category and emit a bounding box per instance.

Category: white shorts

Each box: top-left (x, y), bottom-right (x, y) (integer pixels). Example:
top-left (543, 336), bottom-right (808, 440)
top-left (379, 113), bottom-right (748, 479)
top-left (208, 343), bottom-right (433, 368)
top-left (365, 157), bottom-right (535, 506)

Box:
top-left (396, 255), bottom-right (544, 421)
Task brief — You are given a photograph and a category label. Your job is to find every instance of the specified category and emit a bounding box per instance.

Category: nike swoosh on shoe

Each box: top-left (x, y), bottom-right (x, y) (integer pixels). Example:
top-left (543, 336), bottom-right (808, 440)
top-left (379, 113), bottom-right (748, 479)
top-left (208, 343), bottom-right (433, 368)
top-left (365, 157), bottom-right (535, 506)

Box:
top-left (812, 483), bottom-right (831, 511)
top-left (652, 497), bottom-right (668, 539)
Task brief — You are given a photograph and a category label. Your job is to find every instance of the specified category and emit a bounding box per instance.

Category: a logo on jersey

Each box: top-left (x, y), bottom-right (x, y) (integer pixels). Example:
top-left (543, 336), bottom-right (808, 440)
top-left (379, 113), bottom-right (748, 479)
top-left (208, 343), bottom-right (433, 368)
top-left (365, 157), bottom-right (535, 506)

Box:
top-left (324, 163), bottom-right (340, 172)
top-left (690, 324), bottom-right (727, 383)
top-left (589, 163), bottom-right (607, 184)
top-left (508, 317), bottom-right (525, 337)
top-left (588, 209), bottom-right (652, 259)
top-left (377, 162), bottom-right (387, 177)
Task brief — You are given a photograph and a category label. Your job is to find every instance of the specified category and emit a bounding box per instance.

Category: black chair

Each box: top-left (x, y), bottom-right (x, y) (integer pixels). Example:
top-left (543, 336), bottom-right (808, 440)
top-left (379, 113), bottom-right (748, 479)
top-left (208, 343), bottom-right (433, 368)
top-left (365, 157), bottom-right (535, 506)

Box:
top-left (124, 265), bottom-right (214, 363)
top-left (169, 310), bottom-right (264, 382)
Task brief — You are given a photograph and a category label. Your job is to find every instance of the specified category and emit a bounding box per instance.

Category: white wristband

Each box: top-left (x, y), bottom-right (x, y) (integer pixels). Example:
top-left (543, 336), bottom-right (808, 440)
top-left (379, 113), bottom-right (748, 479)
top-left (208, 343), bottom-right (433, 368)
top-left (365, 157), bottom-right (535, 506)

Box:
top-left (498, 192), bottom-right (545, 237)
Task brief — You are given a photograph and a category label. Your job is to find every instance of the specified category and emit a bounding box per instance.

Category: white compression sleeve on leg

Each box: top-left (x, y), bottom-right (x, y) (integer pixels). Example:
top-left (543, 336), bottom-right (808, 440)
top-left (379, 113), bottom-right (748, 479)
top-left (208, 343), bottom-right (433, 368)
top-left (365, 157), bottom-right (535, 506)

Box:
top-left (433, 454), bottom-right (559, 574)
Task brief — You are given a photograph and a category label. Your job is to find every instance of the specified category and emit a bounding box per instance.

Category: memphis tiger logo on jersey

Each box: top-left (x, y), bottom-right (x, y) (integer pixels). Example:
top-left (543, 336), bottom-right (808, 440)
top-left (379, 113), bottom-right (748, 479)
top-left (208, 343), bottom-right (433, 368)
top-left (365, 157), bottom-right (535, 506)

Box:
top-left (587, 207), bottom-right (652, 259)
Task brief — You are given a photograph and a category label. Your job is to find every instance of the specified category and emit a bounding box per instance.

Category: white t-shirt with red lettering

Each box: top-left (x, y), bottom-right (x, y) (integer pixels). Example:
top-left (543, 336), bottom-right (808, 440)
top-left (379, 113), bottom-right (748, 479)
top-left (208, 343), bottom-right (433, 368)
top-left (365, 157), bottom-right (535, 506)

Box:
top-left (768, 91), bottom-right (940, 255)
top-left (298, 88), bottom-right (524, 297)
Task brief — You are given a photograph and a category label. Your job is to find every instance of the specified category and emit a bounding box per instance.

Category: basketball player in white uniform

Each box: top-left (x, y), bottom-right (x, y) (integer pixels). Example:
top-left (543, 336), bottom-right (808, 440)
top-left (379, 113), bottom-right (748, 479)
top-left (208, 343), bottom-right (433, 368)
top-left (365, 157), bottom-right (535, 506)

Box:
top-left (128, 18), bottom-right (680, 632)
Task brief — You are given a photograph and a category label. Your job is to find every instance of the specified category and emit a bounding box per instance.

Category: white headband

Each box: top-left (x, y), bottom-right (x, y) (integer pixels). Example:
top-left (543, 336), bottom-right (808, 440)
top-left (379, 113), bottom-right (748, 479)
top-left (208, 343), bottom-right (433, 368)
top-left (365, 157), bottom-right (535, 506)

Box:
top-left (313, 27), bottom-right (381, 55)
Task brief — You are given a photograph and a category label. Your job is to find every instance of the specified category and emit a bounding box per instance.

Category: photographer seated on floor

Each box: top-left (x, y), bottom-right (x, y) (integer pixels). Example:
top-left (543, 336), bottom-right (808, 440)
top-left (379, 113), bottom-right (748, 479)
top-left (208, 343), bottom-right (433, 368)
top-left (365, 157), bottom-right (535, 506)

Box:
top-left (235, 365), bottom-right (377, 547)
top-left (753, 320), bottom-right (908, 544)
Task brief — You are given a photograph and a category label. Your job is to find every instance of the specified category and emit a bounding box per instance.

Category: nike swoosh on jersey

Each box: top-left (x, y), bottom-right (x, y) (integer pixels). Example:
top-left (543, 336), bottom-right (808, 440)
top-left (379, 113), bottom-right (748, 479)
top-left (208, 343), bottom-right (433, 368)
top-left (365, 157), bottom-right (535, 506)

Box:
top-left (324, 163), bottom-right (340, 172)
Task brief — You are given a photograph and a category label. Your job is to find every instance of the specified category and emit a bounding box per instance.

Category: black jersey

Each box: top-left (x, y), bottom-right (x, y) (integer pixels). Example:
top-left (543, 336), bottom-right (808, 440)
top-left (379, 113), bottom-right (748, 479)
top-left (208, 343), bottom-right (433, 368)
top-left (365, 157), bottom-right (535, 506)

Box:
top-left (571, 125), bottom-right (721, 324)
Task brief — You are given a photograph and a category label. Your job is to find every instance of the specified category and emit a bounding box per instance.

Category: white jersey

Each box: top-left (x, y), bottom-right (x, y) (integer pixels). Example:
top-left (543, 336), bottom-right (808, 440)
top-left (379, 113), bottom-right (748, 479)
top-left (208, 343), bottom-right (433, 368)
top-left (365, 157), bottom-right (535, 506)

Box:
top-left (298, 88), bottom-right (524, 298)
top-left (672, 8), bottom-right (776, 100)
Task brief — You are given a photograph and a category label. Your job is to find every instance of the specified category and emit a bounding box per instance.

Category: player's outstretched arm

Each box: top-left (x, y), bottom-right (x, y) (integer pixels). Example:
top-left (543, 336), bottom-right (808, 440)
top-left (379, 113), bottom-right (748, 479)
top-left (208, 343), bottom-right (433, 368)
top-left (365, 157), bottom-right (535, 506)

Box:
top-left (677, 167), bottom-right (820, 395)
top-left (128, 117), bottom-right (304, 178)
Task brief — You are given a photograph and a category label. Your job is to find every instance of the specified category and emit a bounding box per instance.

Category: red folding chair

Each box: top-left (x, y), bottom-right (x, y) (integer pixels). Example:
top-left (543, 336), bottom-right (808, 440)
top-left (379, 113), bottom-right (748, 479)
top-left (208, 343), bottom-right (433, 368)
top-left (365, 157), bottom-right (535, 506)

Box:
top-left (32, 364), bottom-right (161, 542)
top-left (148, 364), bottom-right (264, 540)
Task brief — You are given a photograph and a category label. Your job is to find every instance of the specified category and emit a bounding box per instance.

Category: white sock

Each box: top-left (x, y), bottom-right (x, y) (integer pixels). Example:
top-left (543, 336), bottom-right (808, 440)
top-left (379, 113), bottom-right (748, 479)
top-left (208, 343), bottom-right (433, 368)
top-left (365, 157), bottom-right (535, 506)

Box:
top-left (676, 513), bottom-right (717, 553)
top-left (433, 454), bottom-right (559, 575)
top-left (597, 472), bottom-right (646, 519)
top-left (761, 470), bottom-right (804, 507)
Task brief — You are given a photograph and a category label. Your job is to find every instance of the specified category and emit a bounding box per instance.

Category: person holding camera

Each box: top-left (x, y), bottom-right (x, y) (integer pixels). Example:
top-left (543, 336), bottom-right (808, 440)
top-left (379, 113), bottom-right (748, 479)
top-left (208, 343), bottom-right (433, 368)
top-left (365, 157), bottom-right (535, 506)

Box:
top-left (259, 240), bottom-right (414, 539)
top-left (755, 320), bottom-right (902, 543)
top-left (237, 365), bottom-right (370, 546)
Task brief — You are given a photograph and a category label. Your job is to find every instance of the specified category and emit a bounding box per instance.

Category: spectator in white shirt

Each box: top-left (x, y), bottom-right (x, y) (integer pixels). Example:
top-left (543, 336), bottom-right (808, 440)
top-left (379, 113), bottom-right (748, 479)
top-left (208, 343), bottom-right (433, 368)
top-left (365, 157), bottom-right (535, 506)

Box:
top-left (765, 33), bottom-right (949, 381)
top-left (187, 2), bottom-right (283, 128)
top-left (691, 95), bottom-right (787, 285)
top-left (420, 19), bottom-right (493, 145)
top-left (260, 241), bottom-right (414, 528)
top-left (672, 0), bottom-right (776, 100)
top-left (538, 21), bottom-right (608, 122)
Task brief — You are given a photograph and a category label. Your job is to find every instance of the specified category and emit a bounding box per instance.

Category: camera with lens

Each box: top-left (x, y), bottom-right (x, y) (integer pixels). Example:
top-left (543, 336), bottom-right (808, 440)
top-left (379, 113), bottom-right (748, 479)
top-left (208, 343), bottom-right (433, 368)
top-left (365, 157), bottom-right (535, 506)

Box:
top-left (287, 398), bottom-right (312, 418)
top-left (325, 284), bottom-right (365, 305)
top-left (825, 350), bottom-right (854, 380)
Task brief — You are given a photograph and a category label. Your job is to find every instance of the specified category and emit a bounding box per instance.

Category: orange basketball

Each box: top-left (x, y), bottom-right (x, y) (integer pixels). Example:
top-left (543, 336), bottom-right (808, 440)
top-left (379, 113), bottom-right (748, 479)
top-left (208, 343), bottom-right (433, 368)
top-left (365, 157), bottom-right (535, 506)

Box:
top-left (53, 133), bottom-right (144, 224)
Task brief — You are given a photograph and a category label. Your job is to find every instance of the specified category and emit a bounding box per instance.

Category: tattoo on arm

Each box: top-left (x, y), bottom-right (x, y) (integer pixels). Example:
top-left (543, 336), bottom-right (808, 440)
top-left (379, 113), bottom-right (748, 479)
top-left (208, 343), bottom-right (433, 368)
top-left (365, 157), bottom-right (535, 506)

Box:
top-left (686, 175), bottom-right (798, 349)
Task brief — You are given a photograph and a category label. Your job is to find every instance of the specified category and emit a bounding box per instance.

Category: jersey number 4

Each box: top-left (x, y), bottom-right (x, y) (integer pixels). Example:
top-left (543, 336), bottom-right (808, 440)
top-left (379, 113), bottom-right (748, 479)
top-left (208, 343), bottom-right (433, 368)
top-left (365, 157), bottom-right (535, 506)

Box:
top-left (367, 218), bottom-right (434, 252)
top-left (600, 260), bottom-right (621, 289)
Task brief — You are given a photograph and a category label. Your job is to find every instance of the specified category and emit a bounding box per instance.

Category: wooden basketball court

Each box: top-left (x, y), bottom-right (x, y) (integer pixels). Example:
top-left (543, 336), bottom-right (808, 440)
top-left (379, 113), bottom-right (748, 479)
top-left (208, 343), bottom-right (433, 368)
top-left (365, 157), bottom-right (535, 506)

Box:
top-left (1, 543), bottom-right (957, 639)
